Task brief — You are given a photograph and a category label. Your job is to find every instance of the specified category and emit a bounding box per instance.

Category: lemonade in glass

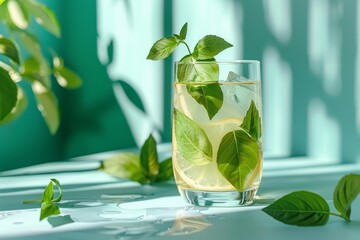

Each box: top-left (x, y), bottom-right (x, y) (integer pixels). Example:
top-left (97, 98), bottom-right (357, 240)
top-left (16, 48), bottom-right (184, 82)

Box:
top-left (172, 60), bottom-right (263, 206)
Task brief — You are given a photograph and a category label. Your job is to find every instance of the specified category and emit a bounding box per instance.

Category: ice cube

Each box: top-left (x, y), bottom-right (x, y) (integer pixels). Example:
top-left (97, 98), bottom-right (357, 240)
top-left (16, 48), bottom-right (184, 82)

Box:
top-left (226, 71), bottom-right (248, 82)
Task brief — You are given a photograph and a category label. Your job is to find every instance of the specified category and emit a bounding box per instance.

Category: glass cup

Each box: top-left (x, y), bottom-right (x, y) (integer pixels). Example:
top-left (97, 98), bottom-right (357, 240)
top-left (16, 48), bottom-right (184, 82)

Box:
top-left (172, 60), bottom-right (263, 207)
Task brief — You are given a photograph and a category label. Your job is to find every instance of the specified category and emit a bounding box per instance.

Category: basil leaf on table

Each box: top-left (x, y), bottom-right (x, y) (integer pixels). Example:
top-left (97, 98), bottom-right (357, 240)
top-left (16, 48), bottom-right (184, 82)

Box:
top-left (140, 134), bottom-right (160, 179)
top-left (333, 174), bottom-right (360, 222)
top-left (262, 191), bottom-right (330, 226)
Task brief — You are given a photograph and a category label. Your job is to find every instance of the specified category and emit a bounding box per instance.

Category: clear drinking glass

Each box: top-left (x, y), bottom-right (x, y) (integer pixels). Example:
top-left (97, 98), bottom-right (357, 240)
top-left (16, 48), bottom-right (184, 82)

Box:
top-left (172, 60), bottom-right (263, 207)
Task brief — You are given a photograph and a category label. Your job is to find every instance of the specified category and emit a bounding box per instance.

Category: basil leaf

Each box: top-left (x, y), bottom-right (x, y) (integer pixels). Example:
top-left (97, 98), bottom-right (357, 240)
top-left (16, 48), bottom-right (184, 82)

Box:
top-left (179, 22), bottom-right (187, 40)
top-left (147, 37), bottom-right (178, 60)
top-left (217, 129), bottom-right (259, 191)
top-left (0, 0), bottom-right (5, 5)
top-left (155, 157), bottom-right (173, 182)
top-left (173, 34), bottom-right (181, 40)
top-left (50, 178), bottom-right (63, 203)
top-left (41, 181), bottom-right (54, 202)
top-left (0, 86), bottom-right (27, 124)
top-left (7, 0), bottom-right (30, 29)
top-left (177, 55), bottom-right (219, 82)
top-left (0, 67), bottom-right (18, 120)
top-left (187, 83), bottom-right (223, 120)
top-left (174, 108), bottom-right (212, 165)
top-left (40, 202), bottom-right (60, 221)
top-left (0, 36), bottom-right (20, 64)
top-left (333, 174), bottom-right (360, 222)
top-left (100, 153), bottom-right (148, 184)
top-left (54, 66), bottom-right (82, 89)
top-left (22, 0), bottom-right (61, 37)
top-left (140, 134), bottom-right (160, 178)
top-left (193, 35), bottom-right (233, 60)
top-left (32, 82), bottom-right (60, 134)
top-left (240, 100), bottom-right (262, 141)
top-left (262, 191), bottom-right (330, 226)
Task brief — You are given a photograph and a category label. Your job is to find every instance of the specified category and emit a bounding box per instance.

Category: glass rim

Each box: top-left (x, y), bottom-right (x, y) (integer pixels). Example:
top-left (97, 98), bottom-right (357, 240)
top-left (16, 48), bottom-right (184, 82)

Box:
top-left (174, 60), bottom-right (260, 65)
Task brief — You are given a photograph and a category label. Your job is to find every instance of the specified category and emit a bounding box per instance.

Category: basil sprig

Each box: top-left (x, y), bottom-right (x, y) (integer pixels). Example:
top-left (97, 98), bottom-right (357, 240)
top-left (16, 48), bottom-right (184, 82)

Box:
top-left (262, 174), bottom-right (360, 226)
top-left (147, 22), bottom-right (233, 120)
top-left (23, 178), bottom-right (63, 221)
top-left (100, 134), bottom-right (173, 184)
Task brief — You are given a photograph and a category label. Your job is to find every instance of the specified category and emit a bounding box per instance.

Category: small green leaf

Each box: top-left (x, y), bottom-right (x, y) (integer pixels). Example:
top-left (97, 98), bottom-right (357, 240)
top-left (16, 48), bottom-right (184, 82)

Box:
top-left (146, 37), bottom-right (178, 60)
top-left (0, 36), bottom-right (20, 64)
top-left (32, 82), bottom-right (60, 134)
top-left (217, 129), bottom-right (259, 191)
top-left (333, 174), bottom-right (360, 222)
top-left (174, 108), bottom-right (212, 165)
top-left (7, 0), bottom-right (30, 29)
top-left (22, 0), bottom-right (61, 37)
top-left (140, 134), bottom-right (160, 178)
top-left (100, 153), bottom-right (148, 184)
top-left (40, 202), bottom-right (60, 221)
top-left (193, 35), bottom-right (233, 60)
top-left (41, 181), bottom-right (54, 202)
top-left (0, 66), bottom-right (18, 120)
top-left (0, 87), bottom-right (27, 124)
top-left (177, 55), bottom-right (219, 82)
top-left (50, 178), bottom-right (63, 203)
top-left (173, 34), bottom-right (181, 40)
top-left (179, 22), bottom-right (187, 40)
top-left (240, 100), bottom-right (262, 141)
top-left (155, 157), bottom-right (173, 182)
top-left (0, 0), bottom-right (5, 6)
top-left (54, 67), bottom-right (82, 89)
top-left (262, 191), bottom-right (330, 226)
top-left (187, 83), bottom-right (223, 120)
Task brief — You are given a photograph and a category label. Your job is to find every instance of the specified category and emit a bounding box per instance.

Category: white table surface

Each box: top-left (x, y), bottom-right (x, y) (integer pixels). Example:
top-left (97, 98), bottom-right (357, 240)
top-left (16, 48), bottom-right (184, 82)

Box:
top-left (1, 147), bottom-right (360, 240)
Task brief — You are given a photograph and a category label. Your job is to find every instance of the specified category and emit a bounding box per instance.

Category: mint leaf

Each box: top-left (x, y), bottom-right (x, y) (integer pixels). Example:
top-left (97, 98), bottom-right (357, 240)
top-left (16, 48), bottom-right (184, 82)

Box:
top-left (174, 108), bottom-right (212, 165)
top-left (7, 0), bottom-right (30, 29)
top-left (40, 202), bottom-right (60, 221)
top-left (100, 153), bottom-right (148, 184)
top-left (217, 129), bottom-right (259, 191)
top-left (240, 100), bottom-right (262, 141)
top-left (179, 22), bottom-right (187, 40)
top-left (32, 82), bottom-right (60, 135)
top-left (333, 174), bottom-right (360, 222)
top-left (262, 191), bottom-right (330, 226)
top-left (0, 67), bottom-right (18, 121)
top-left (147, 37), bottom-right (178, 60)
top-left (0, 36), bottom-right (20, 64)
top-left (187, 83), bottom-right (223, 120)
top-left (22, 0), bottom-right (61, 37)
top-left (193, 35), bottom-right (233, 60)
top-left (0, 87), bottom-right (27, 124)
top-left (41, 181), bottom-right (54, 202)
top-left (177, 55), bottom-right (219, 82)
top-left (54, 66), bottom-right (83, 89)
top-left (140, 134), bottom-right (160, 179)
top-left (155, 157), bottom-right (173, 182)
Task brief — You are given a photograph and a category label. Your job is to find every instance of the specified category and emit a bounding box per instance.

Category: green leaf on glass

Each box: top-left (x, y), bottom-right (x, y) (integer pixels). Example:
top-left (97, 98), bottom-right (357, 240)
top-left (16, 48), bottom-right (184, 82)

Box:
top-left (240, 100), bottom-right (262, 141)
top-left (217, 129), bottom-right (259, 191)
top-left (147, 37), bottom-right (178, 60)
top-left (193, 35), bottom-right (233, 60)
top-left (174, 108), bottom-right (213, 165)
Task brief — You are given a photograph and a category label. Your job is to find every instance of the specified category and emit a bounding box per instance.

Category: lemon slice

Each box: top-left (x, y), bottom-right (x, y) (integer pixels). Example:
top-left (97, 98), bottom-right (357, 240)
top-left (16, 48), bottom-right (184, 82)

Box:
top-left (173, 117), bottom-right (243, 191)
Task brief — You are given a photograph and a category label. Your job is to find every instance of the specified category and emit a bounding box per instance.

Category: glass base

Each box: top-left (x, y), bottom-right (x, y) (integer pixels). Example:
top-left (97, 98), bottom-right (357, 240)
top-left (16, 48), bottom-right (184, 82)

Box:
top-left (180, 187), bottom-right (257, 207)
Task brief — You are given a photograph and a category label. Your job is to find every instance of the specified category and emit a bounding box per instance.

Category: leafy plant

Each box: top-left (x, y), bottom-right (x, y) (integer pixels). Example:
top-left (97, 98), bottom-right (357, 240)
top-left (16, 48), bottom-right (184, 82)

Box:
top-left (23, 178), bottom-right (63, 221)
top-left (100, 134), bottom-right (173, 184)
top-left (0, 0), bottom-right (81, 133)
top-left (147, 22), bottom-right (232, 120)
top-left (262, 174), bottom-right (360, 226)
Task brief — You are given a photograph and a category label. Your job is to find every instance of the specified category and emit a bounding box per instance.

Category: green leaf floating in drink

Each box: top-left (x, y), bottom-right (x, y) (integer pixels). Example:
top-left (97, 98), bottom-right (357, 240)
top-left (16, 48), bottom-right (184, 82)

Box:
top-left (262, 191), bottom-right (330, 226)
top-left (217, 129), bottom-right (259, 192)
top-left (147, 23), bottom-right (232, 120)
top-left (174, 108), bottom-right (212, 165)
top-left (240, 100), bottom-right (262, 141)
